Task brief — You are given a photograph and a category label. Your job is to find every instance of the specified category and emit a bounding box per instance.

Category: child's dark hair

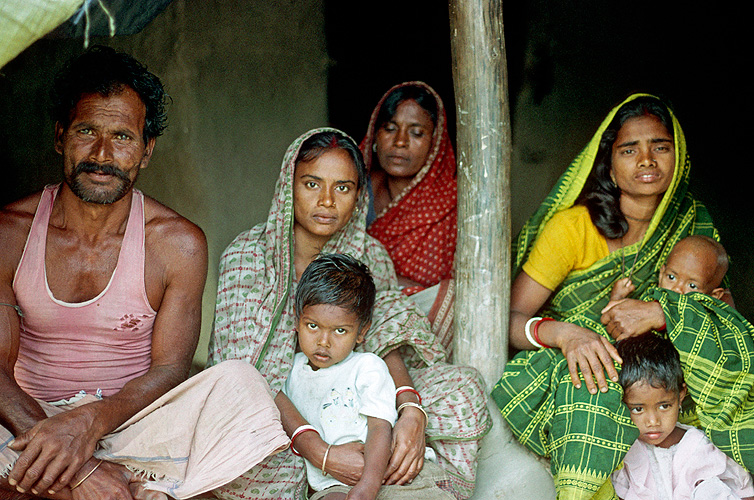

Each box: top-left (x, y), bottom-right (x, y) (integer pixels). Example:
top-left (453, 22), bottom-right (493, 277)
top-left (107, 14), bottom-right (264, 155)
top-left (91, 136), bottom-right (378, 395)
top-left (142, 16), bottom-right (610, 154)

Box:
top-left (295, 253), bottom-right (376, 331)
top-left (616, 332), bottom-right (684, 394)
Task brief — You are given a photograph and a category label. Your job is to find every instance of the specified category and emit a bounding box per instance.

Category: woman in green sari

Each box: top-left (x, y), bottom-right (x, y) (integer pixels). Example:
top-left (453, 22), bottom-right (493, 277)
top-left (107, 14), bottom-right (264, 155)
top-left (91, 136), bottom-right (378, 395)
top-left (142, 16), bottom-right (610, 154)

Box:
top-left (492, 94), bottom-right (753, 499)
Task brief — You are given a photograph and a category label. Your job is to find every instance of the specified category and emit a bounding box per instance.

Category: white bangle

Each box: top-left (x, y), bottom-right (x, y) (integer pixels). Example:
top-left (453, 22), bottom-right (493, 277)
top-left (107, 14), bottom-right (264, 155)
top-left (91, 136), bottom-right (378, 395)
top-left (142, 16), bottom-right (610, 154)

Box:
top-left (397, 401), bottom-right (428, 428)
top-left (524, 317), bottom-right (544, 349)
top-left (290, 424), bottom-right (319, 456)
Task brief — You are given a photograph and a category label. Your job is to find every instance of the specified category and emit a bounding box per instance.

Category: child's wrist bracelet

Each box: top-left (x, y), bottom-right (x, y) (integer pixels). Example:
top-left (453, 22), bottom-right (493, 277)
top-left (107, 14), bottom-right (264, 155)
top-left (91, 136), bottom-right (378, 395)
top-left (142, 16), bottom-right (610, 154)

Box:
top-left (396, 386), bottom-right (422, 404)
top-left (290, 424), bottom-right (319, 456)
top-left (397, 401), bottom-right (428, 428)
top-left (321, 444), bottom-right (332, 476)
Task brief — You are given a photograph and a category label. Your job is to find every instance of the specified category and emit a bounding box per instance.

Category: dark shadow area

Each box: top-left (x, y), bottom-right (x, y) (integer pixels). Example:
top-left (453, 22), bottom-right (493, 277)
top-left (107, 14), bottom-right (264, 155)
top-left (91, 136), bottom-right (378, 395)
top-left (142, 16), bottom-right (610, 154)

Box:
top-left (325, 1), bottom-right (753, 317)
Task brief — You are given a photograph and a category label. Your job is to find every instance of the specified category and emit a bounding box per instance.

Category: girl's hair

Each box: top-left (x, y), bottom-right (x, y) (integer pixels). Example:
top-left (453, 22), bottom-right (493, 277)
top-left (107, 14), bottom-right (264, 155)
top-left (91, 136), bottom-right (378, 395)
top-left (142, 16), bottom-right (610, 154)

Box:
top-left (575, 96), bottom-right (674, 239)
top-left (295, 130), bottom-right (367, 190)
top-left (295, 253), bottom-right (376, 331)
top-left (616, 332), bottom-right (684, 394)
top-left (375, 84), bottom-right (438, 130)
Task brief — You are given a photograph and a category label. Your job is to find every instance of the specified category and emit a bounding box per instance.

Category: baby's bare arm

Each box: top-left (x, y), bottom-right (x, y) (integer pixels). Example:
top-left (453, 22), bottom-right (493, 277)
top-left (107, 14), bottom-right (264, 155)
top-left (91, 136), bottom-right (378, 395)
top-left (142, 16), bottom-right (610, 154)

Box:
top-left (346, 417), bottom-right (392, 500)
top-left (610, 278), bottom-right (635, 302)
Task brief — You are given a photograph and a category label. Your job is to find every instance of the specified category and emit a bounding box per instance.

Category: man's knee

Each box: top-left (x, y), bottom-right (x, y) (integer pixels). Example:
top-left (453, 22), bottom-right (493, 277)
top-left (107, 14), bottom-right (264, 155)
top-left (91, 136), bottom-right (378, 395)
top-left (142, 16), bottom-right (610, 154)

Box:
top-left (205, 359), bottom-right (272, 395)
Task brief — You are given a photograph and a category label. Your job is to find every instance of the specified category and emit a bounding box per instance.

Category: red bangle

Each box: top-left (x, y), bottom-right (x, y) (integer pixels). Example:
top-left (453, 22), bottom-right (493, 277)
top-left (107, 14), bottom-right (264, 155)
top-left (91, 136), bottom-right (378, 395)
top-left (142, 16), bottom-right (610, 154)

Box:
top-left (396, 386), bottom-right (422, 405)
top-left (290, 425), bottom-right (319, 456)
top-left (533, 318), bottom-right (555, 349)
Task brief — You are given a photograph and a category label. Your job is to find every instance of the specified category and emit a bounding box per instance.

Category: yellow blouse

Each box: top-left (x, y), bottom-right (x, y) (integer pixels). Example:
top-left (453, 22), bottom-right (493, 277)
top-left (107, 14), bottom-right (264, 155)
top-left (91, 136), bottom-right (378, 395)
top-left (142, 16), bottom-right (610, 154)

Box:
top-left (522, 205), bottom-right (609, 291)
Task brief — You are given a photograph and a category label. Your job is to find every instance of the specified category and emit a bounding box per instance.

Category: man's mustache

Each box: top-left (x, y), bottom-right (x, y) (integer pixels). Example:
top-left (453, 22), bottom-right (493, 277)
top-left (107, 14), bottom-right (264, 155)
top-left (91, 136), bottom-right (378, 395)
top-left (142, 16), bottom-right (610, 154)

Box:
top-left (73, 161), bottom-right (130, 181)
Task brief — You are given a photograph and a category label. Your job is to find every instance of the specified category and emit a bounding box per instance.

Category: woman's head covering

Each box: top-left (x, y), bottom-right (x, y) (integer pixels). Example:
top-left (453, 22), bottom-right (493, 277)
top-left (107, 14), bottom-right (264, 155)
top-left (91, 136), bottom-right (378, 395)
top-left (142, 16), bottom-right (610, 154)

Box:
top-left (515, 93), bottom-right (718, 320)
top-left (209, 127), bottom-right (443, 389)
top-left (360, 81), bottom-right (457, 289)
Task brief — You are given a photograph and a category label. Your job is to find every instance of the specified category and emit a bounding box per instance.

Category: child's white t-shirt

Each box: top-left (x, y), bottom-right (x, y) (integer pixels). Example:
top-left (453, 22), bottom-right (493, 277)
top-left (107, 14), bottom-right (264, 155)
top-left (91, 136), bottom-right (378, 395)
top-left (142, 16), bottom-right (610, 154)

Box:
top-left (283, 351), bottom-right (397, 492)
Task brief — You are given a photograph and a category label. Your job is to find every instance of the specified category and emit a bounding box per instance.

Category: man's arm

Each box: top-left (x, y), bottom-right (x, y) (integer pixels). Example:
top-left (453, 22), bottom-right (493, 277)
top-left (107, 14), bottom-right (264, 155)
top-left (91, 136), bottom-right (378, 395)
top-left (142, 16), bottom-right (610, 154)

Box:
top-left (0, 203), bottom-right (49, 435)
top-left (8, 212), bottom-right (208, 496)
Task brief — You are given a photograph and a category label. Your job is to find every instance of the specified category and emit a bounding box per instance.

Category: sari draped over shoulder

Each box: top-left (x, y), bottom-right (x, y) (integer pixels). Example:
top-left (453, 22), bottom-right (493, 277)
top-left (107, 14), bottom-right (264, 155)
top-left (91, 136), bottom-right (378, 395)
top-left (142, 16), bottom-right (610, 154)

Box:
top-left (208, 128), bottom-right (491, 500)
top-left (360, 81), bottom-right (456, 293)
top-left (490, 94), bottom-right (753, 500)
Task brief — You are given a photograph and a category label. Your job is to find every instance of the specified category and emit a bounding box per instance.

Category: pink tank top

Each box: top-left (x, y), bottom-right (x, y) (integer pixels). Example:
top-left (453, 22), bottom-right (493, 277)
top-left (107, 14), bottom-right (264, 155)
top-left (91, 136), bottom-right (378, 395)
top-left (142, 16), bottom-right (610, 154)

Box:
top-left (13, 185), bottom-right (155, 401)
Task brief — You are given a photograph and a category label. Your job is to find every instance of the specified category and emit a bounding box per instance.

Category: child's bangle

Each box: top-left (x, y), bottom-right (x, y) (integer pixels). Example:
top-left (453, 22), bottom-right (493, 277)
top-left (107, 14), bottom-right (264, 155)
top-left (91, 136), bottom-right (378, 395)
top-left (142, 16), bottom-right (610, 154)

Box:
top-left (397, 401), bottom-right (428, 428)
top-left (321, 444), bottom-right (332, 476)
top-left (396, 386), bottom-right (422, 404)
top-left (290, 424), bottom-right (319, 456)
top-left (533, 317), bottom-right (555, 349)
top-left (524, 317), bottom-right (544, 348)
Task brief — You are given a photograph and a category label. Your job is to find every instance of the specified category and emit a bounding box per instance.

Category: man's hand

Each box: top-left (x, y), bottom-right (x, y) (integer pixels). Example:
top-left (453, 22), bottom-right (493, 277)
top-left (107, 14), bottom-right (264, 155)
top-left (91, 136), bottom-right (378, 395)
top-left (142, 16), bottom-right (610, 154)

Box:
top-left (67, 460), bottom-right (136, 500)
top-left (383, 406), bottom-right (425, 485)
top-left (7, 404), bottom-right (103, 496)
top-left (601, 299), bottom-right (665, 341)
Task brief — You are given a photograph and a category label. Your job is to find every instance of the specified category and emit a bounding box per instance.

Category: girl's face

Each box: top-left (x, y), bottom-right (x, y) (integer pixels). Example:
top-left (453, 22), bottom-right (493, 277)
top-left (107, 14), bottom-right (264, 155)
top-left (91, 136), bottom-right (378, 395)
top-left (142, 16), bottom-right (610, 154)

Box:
top-left (610, 114), bottom-right (675, 202)
top-left (293, 148), bottom-right (360, 243)
top-left (623, 380), bottom-right (687, 448)
top-left (374, 99), bottom-right (434, 180)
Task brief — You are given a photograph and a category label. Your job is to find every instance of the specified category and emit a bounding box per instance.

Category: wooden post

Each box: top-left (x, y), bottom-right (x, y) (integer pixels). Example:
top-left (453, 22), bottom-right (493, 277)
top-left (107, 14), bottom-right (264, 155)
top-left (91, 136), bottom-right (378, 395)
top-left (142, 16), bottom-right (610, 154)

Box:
top-left (449, 0), bottom-right (511, 388)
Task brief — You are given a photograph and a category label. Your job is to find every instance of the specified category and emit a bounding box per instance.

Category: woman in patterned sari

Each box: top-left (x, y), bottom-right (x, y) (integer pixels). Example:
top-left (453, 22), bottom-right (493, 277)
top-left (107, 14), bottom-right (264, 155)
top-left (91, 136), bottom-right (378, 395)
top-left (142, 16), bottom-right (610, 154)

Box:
top-left (359, 82), bottom-right (458, 354)
top-left (208, 128), bottom-right (491, 500)
top-left (491, 94), bottom-right (753, 499)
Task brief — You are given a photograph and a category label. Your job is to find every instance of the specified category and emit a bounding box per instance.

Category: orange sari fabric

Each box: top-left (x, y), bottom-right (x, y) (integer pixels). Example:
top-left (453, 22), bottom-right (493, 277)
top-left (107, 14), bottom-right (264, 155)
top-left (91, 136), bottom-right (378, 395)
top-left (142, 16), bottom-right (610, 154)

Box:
top-left (360, 82), bottom-right (457, 294)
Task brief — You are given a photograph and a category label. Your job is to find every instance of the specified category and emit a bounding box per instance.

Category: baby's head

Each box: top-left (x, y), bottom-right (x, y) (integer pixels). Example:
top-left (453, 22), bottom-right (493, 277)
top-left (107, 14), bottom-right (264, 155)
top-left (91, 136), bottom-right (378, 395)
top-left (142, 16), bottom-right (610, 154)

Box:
top-left (294, 253), bottom-right (376, 370)
top-left (659, 235), bottom-right (728, 299)
top-left (617, 332), bottom-right (687, 447)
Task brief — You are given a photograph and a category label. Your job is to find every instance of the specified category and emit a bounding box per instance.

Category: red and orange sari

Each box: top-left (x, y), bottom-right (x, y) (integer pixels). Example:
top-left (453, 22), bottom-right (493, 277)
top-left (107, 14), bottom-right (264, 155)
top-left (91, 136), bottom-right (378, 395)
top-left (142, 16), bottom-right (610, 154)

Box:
top-left (360, 82), bottom-right (458, 353)
top-left (360, 81), bottom-right (457, 295)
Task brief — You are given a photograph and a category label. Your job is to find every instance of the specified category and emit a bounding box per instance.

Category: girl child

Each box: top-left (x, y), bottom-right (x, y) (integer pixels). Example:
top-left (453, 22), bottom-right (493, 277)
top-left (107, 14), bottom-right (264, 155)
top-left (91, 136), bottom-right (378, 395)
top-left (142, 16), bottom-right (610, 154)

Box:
top-left (612, 332), bottom-right (753, 500)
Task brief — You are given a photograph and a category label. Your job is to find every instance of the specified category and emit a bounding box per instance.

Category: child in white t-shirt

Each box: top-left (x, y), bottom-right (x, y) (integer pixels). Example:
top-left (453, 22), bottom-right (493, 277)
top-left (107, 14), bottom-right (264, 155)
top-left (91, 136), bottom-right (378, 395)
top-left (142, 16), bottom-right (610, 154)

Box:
top-left (283, 253), bottom-right (439, 500)
top-left (611, 332), bottom-right (754, 500)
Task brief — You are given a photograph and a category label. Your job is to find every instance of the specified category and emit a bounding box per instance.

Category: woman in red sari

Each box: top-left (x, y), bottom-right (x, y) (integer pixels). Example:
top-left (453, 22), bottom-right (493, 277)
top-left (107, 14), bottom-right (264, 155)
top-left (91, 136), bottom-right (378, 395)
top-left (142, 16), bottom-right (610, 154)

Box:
top-left (360, 82), bottom-right (458, 352)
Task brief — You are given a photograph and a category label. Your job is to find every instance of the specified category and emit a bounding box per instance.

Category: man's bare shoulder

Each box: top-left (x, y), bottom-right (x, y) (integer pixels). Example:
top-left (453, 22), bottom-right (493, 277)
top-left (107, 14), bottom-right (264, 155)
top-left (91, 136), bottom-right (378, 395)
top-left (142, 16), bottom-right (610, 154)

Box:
top-left (0, 192), bottom-right (44, 274)
top-left (143, 195), bottom-right (208, 264)
top-left (2, 191), bottom-right (44, 215)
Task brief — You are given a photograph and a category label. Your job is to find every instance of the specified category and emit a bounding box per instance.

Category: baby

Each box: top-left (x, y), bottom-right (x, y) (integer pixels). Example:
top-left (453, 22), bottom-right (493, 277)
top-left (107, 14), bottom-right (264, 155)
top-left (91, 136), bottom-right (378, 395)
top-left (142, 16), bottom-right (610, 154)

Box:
top-left (612, 332), bottom-right (754, 499)
top-left (283, 253), bottom-right (395, 500)
top-left (611, 234), bottom-right (728, 302)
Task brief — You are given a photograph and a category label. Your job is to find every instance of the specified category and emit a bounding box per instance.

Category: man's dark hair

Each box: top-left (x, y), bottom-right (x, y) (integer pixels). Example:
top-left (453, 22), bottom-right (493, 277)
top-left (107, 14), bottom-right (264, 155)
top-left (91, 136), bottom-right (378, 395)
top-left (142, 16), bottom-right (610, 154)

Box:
top-left (295, 253), bottom-right (376, 331)
top-left (576, 96), bottom-right (674, 239)
top-left (616, 331), bottom-right (684, 395)
top-left (51, 45), bottom-right (168, 142)
top-left (295, 130), bottom-right (367, 190)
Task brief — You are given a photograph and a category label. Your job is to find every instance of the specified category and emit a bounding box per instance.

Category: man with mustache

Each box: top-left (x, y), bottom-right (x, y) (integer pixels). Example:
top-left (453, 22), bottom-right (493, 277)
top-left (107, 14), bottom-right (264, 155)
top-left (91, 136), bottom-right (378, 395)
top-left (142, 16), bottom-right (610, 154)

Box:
top-left (0, 47), bottom-right (286, 499)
